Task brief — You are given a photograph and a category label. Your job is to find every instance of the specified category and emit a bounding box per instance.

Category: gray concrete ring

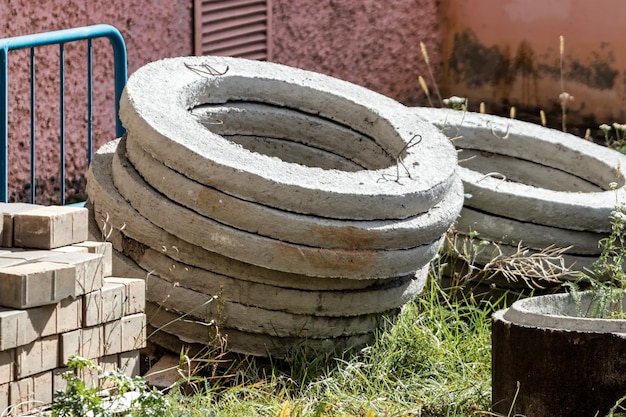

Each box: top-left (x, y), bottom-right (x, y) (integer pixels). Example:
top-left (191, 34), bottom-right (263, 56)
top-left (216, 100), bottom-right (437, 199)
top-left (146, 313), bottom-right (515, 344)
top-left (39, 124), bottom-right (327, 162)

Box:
top-left (120, 56), bottom-right (458, 220)
top-left (124, 134), bottom-right (464, 251)
top-left (411, 107), bottom-right (626, 232)
top-left (86, 141), bottom-right (404, 290)
top-left (111, 137), bottom-right (443, 279)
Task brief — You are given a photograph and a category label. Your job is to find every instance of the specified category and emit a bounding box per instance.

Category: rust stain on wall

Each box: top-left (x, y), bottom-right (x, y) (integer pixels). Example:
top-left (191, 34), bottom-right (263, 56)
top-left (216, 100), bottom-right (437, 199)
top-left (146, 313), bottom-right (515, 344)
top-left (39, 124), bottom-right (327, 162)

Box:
top-left (448, 30), bottom-right (503, 89)
top-left (445, 27), bottom-right (619, 123)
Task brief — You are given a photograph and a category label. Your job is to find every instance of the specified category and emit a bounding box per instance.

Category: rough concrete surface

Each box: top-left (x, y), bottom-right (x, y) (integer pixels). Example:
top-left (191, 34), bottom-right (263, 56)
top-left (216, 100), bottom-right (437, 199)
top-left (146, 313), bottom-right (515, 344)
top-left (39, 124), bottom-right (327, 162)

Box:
top-left (120, 56), bottom-right (458, 220)
top-left (111, 137), bottom-right (443, 278)
top-left (146, 302), bottom-right (376, 358)
top-left (87, 141), bottom-right (397, 290)
top-left (120, 242), bottom-right (426, 317)
top-left (449, 234), bottom-right (596, 277)
top-left (89, 54), bottom-right (463, 356)
top-left (457, 207), bottom-right (604, 255)
top-left (492, 293), bottom-right (626, 416)
top-left (190, 102), bottom-right (394, 170)
top-left (124, 135), bottom-right (464, 251)
top-left (411, 107), bottom-right (626, 232)
top-left (146, 273), bottom-right (397, 338)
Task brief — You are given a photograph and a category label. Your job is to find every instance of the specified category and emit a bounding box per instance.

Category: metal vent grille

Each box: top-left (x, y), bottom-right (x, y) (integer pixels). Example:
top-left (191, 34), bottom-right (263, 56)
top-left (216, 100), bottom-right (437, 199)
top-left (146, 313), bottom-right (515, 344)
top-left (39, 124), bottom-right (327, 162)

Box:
top-left (194, 0), bottom-right (270, 60)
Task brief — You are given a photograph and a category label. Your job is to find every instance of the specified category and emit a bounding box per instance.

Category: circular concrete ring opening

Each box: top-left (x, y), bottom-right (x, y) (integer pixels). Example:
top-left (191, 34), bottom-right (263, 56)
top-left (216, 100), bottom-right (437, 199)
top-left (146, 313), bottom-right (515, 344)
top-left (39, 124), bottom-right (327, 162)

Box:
top-left (120, 57), bottom-right (458, 220)
top-left (410, 107), bottom-right (626, 232)
top-left (503, 291), bottom-right (626, 332)
top-left (190, 102), bottom-right (393, 171)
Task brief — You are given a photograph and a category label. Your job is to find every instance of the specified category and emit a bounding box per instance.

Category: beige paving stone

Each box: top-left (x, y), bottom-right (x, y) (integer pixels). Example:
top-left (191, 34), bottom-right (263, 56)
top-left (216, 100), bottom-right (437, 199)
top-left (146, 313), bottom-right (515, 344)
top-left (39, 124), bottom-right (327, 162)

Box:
top-left (99, 354), bottom-right (119, 390)
top-left (81, 326), bottom-right (102, 360)
top-left (52, 246), bottom-right (89, 253)
top-left (100, 354), bottom-right (118, 372)
top-left (0, 383), bottom-right (8, 415)
top-left (0, 350), bottom-right (14, 385)
top-left (16, 335), bottom-right (58, 378)
top-left (0, 261), bottom-right (75, 309)
top-left (0, 203), bottom-right (42, 248)
top-left (73, 241), bottom-right (113, 277)
top-left (59, 329), bottom-right (82, 365)
top-left (24, 303), bottom-right (56, 339)
top-left (9, 377), bottom-right (34, 415)
top-left (0, 258), bottom-right (26, 269)
top-left (56, 296), bottom-right (83, 333)
top-left (121, 313), bottom-right (146, 352)
top-left (0, 308), bottom-right (26, 350)
top-left (52, 367), bottom-right (69, 396)
top-left (119, 350), bottom-right (141, 377)
top-left (105, 277), bottom-right (145, 316)
top-left (0, 249), bottom-right (56, 262)
top-left (46, 252), bottom-right (104, 296)
top-left (83, 281), bottom-right (125, 327)
top-left (33, 371), bottom-right (53, 409)
top-left (76, 359), bottom-right (102, 390)
top-left (0, 299), bottom-right (81, 351)
top-left (0, 306), bottom-right (49, 350)
top-left (13, 205), bottom-right (88, 249)
top-left (103, 319), bottom-right (122, 356)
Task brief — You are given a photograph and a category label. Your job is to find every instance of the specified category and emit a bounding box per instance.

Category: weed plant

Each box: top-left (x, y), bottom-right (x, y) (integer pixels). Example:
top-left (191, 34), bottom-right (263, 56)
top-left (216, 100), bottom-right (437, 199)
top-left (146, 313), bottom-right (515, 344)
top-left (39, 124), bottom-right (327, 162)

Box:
top-left (48, 260), bottom-right (500, 417)
top-left (600, 123), bottom-right (626, 155)
top-left (51, 355), bottom-right (167, 417)
top-left (151, 273), bottom-right (499, 417)
top-left (565, 185), bottom-right (626, 318)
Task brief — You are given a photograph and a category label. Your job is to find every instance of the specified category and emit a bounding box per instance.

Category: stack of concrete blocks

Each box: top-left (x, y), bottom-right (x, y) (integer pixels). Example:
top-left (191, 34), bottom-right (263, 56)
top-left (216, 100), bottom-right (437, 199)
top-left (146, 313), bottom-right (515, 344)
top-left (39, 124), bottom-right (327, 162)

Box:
top-left (0, 203), bottom-right (146, 415)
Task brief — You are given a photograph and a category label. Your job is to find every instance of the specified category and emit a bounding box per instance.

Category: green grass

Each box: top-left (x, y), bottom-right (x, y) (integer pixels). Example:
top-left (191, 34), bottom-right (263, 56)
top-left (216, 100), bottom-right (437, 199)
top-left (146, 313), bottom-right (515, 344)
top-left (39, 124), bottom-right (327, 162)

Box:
top-left (45, 245), bottom-right (508, 417)
top-left (147, 272), bottom-right (503, 417)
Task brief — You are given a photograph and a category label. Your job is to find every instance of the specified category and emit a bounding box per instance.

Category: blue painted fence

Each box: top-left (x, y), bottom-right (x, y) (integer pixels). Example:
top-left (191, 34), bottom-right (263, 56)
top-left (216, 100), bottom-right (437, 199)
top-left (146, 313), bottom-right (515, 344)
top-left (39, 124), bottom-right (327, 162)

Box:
top-left (0, 24), bottom-right (127, 204)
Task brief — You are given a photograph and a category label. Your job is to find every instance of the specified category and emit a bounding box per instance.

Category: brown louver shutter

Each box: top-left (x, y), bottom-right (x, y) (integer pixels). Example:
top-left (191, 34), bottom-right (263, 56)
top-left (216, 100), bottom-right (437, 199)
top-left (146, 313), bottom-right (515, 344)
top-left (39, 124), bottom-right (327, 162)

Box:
top-left (194, 0), bottom-right (271, 60)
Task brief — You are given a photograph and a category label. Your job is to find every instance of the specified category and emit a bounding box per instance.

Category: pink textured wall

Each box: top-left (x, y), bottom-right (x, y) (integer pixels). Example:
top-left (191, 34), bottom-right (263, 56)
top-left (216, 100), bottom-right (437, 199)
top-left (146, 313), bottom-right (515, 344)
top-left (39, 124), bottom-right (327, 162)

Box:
top-left (269, 0), bottom-right (441, 107)
top-left (2, 1), bottom-right (192, 204)
top-left (3, 0), bottom-right (443, 204)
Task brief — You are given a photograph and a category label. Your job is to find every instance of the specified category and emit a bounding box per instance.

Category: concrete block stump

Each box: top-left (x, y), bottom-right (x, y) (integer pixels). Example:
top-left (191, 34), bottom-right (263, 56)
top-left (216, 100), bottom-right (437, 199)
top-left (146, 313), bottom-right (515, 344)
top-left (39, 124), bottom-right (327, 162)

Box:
top-left (492, 292), bottom-right (626, 417)
top-left (0, 203), bottom-right (147, 414)
top-left (87, 56), bottom-right (462, 357)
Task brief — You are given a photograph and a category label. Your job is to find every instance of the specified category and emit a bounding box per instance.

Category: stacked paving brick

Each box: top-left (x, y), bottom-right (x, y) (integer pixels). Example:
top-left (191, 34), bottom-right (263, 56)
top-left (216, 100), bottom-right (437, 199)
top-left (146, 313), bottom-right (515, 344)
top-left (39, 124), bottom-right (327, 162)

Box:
top-left (0, 203), bottom-right (146, 415)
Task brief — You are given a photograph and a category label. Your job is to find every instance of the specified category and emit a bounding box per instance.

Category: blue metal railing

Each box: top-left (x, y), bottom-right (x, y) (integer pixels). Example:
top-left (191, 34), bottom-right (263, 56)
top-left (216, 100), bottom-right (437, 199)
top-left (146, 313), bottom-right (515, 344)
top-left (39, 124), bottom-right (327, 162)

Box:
top-left (0, 24), bottom-right (127, 204)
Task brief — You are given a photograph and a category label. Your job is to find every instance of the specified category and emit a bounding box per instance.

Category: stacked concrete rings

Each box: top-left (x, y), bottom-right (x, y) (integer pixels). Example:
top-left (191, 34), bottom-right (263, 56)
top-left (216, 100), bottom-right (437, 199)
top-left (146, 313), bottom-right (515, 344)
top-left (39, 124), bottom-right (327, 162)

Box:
top-left (410, 107), bottom-right (626, 288)
top-left (87, 56), bottom-right (462, 357)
